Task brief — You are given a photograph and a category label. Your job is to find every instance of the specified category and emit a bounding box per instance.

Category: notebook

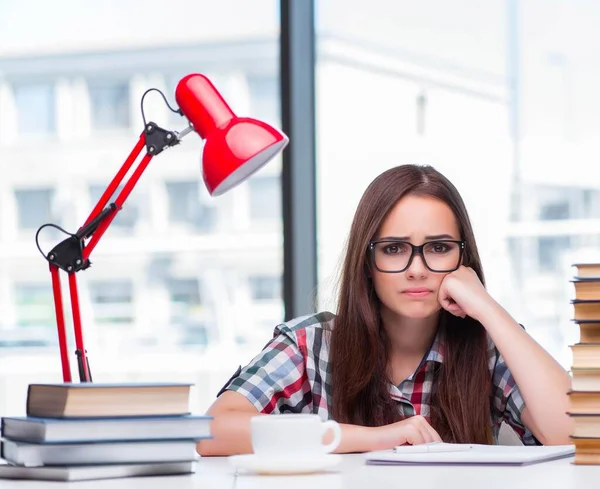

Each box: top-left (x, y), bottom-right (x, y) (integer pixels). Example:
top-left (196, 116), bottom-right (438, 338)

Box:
top-left (364, 443), bottom-right (575, 466)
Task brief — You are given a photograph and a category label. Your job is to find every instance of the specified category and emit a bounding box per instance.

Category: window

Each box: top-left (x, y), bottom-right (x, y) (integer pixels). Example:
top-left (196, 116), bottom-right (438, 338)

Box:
top-left (90, 281), bottom-right (133, 304)
top-left (0, 0), bottom-right (282, 416)
top-left (248, 75), bottom-right (280, 126)
top-left (537, 236), bottom-right (571, 273)
top-left (167, 278), bottom-right (208, 346)
top-left (14, 188), bottom-right (56, 230)
top-left (539, 201), bottom-right (570, 221)
top-left (14, 283), bottom-right (54, 328)
top-left (168, 278), bottom-right (202, 318)
top-left (248, 176), bottom-right (281, 222)
top-left (583, 189), bottom-right (600, 218)
top-left (13, 82), bottom-right (55, 136)
top-left (89, 185), bottom-right (139, 231)
top-left (166, 74), bottom-right (191, 126)
top-left (316, 0), bottom-right (600, 368)
top-left (88, 80), bottom-right (130, 130)
top-left (89, 280), bottom-right (134, 325)
top-left (249, 275), bottom-right (281, 301)
top-left (166, 181), bottom-right (214, 231)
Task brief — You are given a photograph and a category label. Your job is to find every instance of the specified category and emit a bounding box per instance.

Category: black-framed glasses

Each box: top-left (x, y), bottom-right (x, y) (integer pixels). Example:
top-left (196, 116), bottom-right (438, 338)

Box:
top-left (368, 239), bottom-right (466, 273)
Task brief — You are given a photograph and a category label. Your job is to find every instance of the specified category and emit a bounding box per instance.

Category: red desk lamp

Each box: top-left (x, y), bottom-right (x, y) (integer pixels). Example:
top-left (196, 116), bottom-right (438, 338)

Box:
top-left (35, 74), bottom-right (289, 383)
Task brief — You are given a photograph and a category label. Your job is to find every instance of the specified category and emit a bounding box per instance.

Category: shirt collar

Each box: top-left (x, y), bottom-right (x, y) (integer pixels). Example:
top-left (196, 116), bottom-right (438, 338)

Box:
top-left (424, 324), bottom-right (445, 365)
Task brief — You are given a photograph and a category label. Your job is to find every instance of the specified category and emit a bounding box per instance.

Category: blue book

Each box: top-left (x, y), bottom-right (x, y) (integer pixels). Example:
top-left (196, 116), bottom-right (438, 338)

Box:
top-left (26, 383), bottom-right (193, 418)
top-left (1, 415), bottom-right (212, 444)
top-left (1, 438), bottom-right (200, 466)
top-left (0, 460), bottom-right (196, 482)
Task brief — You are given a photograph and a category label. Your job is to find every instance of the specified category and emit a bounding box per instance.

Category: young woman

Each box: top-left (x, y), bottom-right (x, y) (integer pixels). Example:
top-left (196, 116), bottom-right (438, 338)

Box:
top-left (198, 164), bottom-right (572, 456)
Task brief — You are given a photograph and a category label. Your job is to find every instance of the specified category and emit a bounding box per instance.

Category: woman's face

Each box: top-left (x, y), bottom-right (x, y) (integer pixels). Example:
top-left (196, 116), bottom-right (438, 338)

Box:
top-left (370, 194), bottom-right (462, 321)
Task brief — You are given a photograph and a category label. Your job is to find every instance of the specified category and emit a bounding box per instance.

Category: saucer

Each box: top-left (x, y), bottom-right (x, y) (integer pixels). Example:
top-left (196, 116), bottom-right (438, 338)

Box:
top-left (229, 454), bottom-right (342, 475)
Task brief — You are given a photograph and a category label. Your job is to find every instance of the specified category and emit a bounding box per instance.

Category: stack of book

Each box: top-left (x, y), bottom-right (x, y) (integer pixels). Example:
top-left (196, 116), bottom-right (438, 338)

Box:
top-left (0, 382), bottom-right (211, 482)
top-left (569, 263), bottom-right (600, 465)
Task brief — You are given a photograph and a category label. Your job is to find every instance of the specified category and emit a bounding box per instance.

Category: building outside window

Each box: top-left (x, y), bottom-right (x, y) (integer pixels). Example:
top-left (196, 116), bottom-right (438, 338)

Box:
top-left (88, 80), bottom-right (130, 131)
top-left (14, 82), bottom-right (55, 137)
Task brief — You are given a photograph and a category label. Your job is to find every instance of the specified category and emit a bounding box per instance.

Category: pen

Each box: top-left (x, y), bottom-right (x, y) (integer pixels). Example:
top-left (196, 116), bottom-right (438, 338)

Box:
top-left (394, 442), bottom-right (474, 453)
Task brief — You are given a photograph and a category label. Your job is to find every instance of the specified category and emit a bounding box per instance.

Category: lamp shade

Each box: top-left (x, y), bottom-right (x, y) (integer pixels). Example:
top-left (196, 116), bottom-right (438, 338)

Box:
top-left (175, 74), bottom-right (289, 196)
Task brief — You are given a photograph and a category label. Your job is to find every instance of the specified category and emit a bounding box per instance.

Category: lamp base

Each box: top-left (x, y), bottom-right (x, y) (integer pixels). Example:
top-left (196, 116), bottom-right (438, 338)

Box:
top-left (76, 349), bottom-right (92, 382)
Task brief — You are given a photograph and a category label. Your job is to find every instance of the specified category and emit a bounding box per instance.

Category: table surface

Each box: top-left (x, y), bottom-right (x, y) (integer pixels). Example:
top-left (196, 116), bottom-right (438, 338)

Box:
top-left (3, 453), bottom-right (600, 488)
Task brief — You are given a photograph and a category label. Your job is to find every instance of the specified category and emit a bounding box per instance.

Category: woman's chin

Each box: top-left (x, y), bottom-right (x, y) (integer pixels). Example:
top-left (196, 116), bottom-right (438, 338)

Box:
top-left (399, 303), bottom-right (441, 319)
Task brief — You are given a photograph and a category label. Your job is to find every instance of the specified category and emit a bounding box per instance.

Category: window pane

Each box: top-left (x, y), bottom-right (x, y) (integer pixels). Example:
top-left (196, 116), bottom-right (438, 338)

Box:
top-left (166, 181), bottom-right (215, 231)
top-left (89, 280), bottom-right (134, 324)
top-left (537, 236), bottom-right (571, 272)
top-left (0, 1), bottom-right (282, 416)
top-left (316, 0), bottom-right (600, 369)
top-left (168, 277), bottom-right (202, 324)
top-left (14, 283), bottom-right (54, 328)
top-left (248, 75), bottom-right (280, 125)
top-left (14, 82), bottom-right (55, 136)
top-left (168, 278), bottom-right (201, 305)
top-left (248, 176), bottom-right (281, 222)
top-left (167, 278), bottom-right (209, 346)
top-left (539, 201), bottom-right (569, 221)
top-left (14, 188), bottom-right (55, 229)
top-left (88, 81), bottom-right (130, 130)
top-left (249, 275), bottom-right (281, 301)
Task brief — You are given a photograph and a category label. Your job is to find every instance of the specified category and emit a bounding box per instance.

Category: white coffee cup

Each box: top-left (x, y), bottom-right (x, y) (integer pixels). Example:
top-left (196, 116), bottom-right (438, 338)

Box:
top-left (250, 414), bottom-right (342, 458)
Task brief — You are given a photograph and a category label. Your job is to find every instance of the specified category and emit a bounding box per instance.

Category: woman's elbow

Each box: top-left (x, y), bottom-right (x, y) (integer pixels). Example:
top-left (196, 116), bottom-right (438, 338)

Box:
top-left (196, 438), bottom-right (219, 457)
top-left (541, 433), bottom-right (572, 446)
top-left (195, 409), bottom-right (257, 456)
top-left (535, 424), bottom-right (573, 446)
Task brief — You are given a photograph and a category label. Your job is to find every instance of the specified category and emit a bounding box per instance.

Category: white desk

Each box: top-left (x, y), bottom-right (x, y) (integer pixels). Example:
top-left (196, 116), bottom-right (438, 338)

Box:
top-left (2, 454), bottom-right (600, 488)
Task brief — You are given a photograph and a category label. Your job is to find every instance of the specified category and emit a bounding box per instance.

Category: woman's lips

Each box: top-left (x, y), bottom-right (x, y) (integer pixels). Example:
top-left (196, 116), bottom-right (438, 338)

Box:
top-left (402, 288), bottom-right (432, 298)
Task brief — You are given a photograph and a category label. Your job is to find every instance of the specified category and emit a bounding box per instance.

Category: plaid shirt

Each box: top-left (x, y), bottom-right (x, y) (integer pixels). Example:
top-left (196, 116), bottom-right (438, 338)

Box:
top-left (221, 311), bottom-right (539, 445)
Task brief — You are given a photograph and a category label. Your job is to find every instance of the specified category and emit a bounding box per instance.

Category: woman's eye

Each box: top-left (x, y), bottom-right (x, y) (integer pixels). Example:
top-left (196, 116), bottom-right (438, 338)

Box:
top-left (431, 243), bottom-right (449, 253)
top-left (383, 243), bottom-right (409, 254)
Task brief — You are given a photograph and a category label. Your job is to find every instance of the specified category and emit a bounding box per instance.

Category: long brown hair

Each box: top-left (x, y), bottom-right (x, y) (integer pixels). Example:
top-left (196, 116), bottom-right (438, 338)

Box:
top-left (330, 164), bottom-right (491, 444)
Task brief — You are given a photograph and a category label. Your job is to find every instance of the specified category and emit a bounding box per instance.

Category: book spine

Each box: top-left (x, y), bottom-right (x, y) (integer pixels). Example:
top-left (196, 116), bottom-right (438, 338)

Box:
top-left (569, 263), bottom-right (600, 465)
top-left (25, 384), bottom-right (33, 416)
top-left (25, 385), bottom-right (32, 417)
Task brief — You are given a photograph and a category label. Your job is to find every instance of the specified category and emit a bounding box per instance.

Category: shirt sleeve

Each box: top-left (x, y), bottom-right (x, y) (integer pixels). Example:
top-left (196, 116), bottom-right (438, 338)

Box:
top-left (491, 349), bottom-right (541, 446)
top-left (217, 327), bottom-right (308, 414)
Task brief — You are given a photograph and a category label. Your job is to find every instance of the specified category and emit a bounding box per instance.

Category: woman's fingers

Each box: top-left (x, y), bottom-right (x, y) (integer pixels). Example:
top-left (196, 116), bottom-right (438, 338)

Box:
top-left (399, 415), bottom-right (443, 445)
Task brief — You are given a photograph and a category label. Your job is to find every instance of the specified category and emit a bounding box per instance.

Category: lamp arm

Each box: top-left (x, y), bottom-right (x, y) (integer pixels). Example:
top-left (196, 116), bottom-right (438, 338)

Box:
top-left (38, 122), bottom-right (187, 383)
top-left (33, 72), bottom-right (286, 384)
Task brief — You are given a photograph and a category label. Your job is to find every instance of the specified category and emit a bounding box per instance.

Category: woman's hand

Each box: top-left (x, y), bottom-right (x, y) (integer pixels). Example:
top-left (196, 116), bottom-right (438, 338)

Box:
top-left (437, 265), bottom-right (496, 322)
top-left (369, 415), bottom-right (442, 451)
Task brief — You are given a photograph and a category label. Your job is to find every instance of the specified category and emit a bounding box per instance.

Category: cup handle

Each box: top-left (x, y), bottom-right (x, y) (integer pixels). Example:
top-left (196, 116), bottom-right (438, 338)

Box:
top-left (321, 420), bottom-right (342, 453)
